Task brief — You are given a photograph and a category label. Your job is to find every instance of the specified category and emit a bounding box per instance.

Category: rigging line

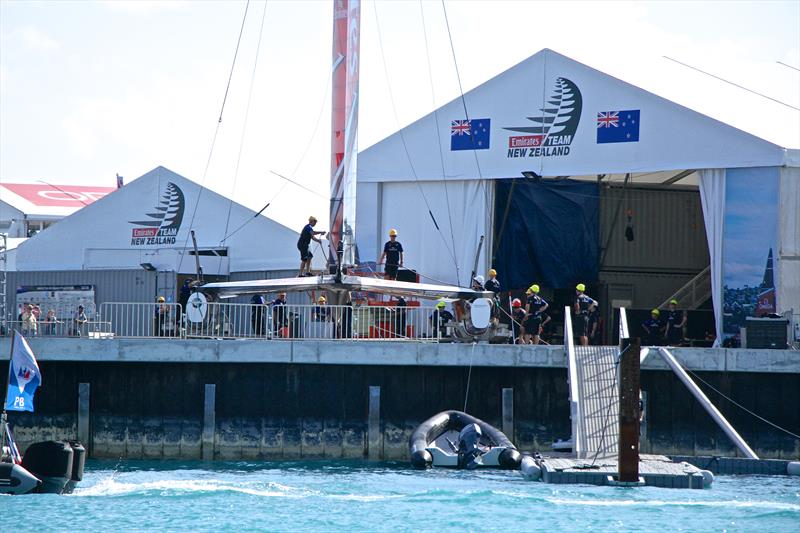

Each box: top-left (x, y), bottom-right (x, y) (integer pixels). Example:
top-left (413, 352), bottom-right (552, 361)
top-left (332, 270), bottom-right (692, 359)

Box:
top-left (663, 56), bottom-right (800, 111)
top-left (221, 0), bottom-right (269, 248)
top-left (372, 1), bottom-right (459, 268)
top-left (463, 341), bottom-right (476, 412)
top-left (440, 2), bottom-right (490, 205)
top-left (219, 58), bottom-right (333, 244)
top-left (776, 60), bottom-right (800, 72)
top-left (177, 0), bottom-right (251, 274)
top-left (270, 171), bottom-right (328, 198)
top-left (35, 180), bottom-right (90, 206)
top-left (684, 366), bottom-right (800, 441)
top-left (419, 0), bottom-right (460, 284)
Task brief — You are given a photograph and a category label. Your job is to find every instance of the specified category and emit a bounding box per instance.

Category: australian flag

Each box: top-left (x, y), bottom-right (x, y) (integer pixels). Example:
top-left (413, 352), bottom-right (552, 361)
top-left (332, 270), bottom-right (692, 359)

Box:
top-left (451, 118), bottom-right (491, 151)
top-left (5, 331), bottom-right (41, 412)
top-left (597, 110), bottom-right (640, 144)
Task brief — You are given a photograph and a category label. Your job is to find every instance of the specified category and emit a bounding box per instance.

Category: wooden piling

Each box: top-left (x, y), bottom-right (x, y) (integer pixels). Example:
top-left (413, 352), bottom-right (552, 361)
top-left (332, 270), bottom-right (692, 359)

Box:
top-left (618, 337), bottom-right (641, 482)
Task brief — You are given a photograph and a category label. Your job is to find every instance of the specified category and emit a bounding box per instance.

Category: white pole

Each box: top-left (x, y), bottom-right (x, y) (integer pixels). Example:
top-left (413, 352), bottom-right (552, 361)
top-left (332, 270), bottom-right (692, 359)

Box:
top-left (564, 306), bottom-right (582, 457)
top-left (658, 347), bottom-right (758, 459)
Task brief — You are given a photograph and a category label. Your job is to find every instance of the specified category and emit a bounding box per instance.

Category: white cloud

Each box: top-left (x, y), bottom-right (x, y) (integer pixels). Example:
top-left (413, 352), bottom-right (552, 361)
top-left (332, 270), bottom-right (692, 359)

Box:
top-left (13, 26), bottom-right (60, 51)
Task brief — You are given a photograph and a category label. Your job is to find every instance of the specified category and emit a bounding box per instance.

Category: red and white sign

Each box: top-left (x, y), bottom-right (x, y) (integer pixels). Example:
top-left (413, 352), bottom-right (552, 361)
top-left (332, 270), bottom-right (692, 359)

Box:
top-left (0, 184), bottom-right (116, 207)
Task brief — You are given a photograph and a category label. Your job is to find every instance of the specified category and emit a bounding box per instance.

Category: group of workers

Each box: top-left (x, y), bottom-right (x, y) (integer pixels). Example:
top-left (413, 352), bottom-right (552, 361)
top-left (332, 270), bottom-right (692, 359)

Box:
top-left (641, 300), bottom-right (687, 346)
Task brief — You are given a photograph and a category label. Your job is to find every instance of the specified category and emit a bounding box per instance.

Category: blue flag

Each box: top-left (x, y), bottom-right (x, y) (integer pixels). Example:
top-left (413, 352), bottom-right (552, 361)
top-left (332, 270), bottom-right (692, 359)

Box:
top-left (451, 118), bottom-right (491, 150)
top-left (5, 332), bottom-right (41, 412)
top-left (596, 110), bottom-right (640, 144)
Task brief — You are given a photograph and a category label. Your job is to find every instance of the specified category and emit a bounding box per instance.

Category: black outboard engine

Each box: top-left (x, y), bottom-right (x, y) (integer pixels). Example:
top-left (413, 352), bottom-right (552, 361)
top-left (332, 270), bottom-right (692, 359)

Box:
top-left (457, 423), bottom-right (486, 470)
top-left (21, 441), bottom-right (74, 494)
top-left (64, 441), bottom-right (86, 494)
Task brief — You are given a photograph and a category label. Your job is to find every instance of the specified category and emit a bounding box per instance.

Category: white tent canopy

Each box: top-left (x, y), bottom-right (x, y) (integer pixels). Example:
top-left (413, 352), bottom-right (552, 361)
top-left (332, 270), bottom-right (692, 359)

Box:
top-left (357, 48), bottom-right (798, 338)
top-left (14, 167), bottom-right (322, 274)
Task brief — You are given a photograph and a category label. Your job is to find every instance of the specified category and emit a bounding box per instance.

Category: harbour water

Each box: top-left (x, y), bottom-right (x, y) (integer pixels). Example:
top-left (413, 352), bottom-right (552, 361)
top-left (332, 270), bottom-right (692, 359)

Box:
top-left (2, 460), bottom-right (798, 531)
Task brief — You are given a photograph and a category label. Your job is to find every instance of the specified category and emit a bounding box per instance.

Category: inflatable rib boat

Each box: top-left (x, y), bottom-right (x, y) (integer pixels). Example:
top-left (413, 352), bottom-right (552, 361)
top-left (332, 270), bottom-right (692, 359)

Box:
top-left (2, 422), bottom-right (85, 495)
top-left (410, 410), bottom-right (522, 470)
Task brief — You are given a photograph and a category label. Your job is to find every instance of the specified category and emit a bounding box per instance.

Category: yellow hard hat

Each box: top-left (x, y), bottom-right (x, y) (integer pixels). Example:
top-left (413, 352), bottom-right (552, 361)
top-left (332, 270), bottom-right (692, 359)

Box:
top-left (389, 228), bottom-right (398, 236)
top-left (488, 268), bottom-right (497, 277)
top-left (309, 215), bottom-right (317, 223)
top-left (670, 299), bottom-right (678, 305)
top-left (436, 300), bottom-right (446, 309)
top-left (651, 309), bottom-right (660, 316)
top-left (318, 296), bottom-right (326, 303)
top-left (157, 296), bottom-right (165, 302)
top-left (576, 283), bottom-right (586, 292)
top-left (530, 284), bottom-right (540, 293)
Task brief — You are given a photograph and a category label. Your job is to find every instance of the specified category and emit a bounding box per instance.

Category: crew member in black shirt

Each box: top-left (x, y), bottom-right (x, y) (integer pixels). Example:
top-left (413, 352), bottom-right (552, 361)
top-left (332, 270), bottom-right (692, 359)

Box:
top-left (524, 284), bottom-right (548, 345)
top-left (574, 283), bottom-right (598, 346)
top-left (642, 309), bottom-right (664, 346)
top-left (378, 228), bottom-right (404, 280)
top-left (664, 299), bottom-right (687, 346)
top-left (484, 269), bottom-right (502, 326)
top-left (297, 216), bottom-right (326, 277)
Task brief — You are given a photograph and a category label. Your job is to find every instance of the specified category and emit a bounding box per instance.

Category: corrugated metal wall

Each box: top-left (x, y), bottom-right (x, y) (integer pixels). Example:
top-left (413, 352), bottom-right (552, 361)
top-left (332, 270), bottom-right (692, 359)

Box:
top-left (5, 269), bottom-right (161, 320)
top-left (600, 185), bottom-right (708, 273)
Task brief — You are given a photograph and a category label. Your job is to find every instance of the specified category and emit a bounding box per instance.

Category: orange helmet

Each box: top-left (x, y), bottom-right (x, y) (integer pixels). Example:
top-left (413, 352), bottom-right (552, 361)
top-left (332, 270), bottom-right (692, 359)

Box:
top-left (512, 298), bottom-right (522, 308)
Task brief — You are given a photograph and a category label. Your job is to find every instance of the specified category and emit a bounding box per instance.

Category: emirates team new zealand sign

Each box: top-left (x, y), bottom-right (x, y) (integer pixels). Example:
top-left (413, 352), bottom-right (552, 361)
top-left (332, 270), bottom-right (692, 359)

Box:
top-left (129, 182), bottom-right (185, 246)
top-left (504, 77), bottom-right (582, 159)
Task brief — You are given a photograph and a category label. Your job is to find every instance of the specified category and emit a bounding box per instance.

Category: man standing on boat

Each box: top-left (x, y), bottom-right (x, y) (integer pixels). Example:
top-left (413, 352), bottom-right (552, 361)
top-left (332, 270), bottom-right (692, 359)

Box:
top-left (298, 216), bottom-right (326, 277)
top-left (378, 229), bottom-right (403, 280)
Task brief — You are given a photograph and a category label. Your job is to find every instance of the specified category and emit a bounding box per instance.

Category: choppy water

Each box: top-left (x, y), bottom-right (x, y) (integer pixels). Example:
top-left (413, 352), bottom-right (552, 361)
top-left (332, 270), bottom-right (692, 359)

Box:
top-left (2, 460), bottom-right (798, 532)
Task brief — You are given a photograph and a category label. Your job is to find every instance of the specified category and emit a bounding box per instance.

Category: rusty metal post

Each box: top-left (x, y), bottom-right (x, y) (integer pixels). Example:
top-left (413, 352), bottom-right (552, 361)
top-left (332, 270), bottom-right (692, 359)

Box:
top-left (618, 337), bottom-right (641, 482)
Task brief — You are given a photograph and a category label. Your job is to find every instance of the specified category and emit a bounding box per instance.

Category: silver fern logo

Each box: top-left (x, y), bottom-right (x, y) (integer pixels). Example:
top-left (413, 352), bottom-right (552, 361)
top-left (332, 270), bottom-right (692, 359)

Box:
top-left (504, 77), bottom-right (582, 158)
top-left (129, 182), bottom-right (186, 246)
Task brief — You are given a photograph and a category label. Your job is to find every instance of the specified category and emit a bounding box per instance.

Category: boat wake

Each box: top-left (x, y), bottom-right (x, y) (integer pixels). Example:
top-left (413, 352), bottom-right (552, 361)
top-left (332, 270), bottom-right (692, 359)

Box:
top-left (545, 498), bottom-right (800, 511)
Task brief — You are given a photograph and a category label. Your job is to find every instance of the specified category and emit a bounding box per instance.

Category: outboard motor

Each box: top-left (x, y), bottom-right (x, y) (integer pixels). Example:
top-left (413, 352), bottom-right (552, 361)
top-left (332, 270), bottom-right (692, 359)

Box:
top-left (64, 441), bottom-right (86, 494)
top-left (21, 441), bottom-right (74, 494)
top-left (457, 423), bottom-right (486, 470)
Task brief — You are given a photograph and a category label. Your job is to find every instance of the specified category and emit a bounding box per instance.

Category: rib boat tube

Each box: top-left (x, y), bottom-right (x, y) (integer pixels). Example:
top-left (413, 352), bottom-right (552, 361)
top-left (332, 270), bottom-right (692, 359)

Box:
top-left (1, 440), bottom-right (86, 495)
top-left (410, 410), bottom-right (522, 470)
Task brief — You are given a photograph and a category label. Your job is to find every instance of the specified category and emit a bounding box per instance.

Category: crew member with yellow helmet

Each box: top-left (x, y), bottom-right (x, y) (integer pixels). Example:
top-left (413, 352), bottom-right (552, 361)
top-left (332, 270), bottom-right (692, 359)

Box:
top-left (484, 268), bottom-right (501, 326)
top-left (297, 216), bottom-right (326, 277)
top-left (378, 228), bottom-right (404, 280)
top-left (573, 283), bottom-right (598, 346)
top-left (524, 284), bottom-right (548, 345)
top-left (642, 309), bottom-right (665, 346)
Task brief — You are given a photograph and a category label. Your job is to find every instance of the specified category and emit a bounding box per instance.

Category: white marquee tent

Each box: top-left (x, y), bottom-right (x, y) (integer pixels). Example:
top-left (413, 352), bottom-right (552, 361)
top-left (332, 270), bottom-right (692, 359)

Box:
top-left (14, 166), bottom-right (324, 275)
top-left (357, 49), bottom-right (799, 340)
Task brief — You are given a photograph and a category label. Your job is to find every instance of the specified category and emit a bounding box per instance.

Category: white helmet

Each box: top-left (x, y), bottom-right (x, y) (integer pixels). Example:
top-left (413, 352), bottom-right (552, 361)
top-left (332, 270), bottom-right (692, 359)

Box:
top-left (474, 275), bottom-right (485, 285)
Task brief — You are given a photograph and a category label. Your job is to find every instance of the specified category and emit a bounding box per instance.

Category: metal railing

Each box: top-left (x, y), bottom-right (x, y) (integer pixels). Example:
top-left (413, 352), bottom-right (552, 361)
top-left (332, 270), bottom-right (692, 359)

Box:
top-left (658, 265), bottom-right (711, 310)
top-left (99, 302), bottom-right (183, 339)
top-left (3, 319), bottom-right (113, 339)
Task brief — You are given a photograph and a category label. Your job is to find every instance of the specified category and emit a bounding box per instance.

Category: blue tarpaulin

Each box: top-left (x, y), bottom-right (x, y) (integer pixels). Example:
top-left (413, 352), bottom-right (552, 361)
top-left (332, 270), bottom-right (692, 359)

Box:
top-left (492, 178), bottom-right (599, 290)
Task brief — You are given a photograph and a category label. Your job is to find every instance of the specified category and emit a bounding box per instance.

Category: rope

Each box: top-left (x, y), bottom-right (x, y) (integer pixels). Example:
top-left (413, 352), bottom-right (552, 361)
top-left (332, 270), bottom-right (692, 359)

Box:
top-left (221, 0), bottom-right (269, 250)
top-left (419, 0), bottom-right (460, 284)
top-left (463, 341), bottom-right (476, 412)
top-left (684, 367), bottom-right (800, 441)
top-left (372, 1), bottom-right (459, 268)
top-left (177, 0), bottom-right (251, 273)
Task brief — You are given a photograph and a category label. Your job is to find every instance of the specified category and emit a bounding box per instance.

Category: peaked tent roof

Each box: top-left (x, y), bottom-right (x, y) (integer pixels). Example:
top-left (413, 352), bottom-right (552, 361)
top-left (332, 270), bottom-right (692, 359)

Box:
top-left (14, 166), bottom-right (318, 272)
top-left (358, 49), bottom-right (787, 183)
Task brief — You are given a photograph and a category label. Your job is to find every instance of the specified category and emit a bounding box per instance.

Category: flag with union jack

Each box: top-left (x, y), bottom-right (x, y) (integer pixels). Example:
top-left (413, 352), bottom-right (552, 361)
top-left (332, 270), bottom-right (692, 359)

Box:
top-left (597, 110), bottom-right (640, 144)
top-left (451, 118), bottom-right (491, 151)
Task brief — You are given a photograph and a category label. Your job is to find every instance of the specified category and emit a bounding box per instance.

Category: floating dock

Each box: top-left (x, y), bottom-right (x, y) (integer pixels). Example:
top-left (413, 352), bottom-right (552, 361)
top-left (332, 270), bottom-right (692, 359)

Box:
top-left (536, 453), bottom-right (710, 489)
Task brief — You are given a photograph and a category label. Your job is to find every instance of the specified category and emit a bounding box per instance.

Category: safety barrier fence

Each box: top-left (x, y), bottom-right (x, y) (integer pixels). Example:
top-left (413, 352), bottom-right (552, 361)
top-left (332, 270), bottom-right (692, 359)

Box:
top-left (2, 302), bottom-right (447, 341)
top-left (3, 319), bottom-right (113, 339)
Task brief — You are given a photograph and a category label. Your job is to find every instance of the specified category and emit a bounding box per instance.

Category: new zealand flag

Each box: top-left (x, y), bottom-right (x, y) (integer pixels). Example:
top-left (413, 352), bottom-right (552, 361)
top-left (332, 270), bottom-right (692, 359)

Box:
top-left (451, 119), bottom-right (491, 151)
top-left (597, 110), bottom-right (640, 144)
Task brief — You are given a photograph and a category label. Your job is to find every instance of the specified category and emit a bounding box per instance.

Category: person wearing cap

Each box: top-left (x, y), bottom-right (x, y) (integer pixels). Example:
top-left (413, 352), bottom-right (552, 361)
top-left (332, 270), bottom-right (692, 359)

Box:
top-left (524, 284), bottom-right (549, 345)
top-left (250, 293), bottom-right (267, 337)
top-left (664, 299), bottom-right (687, 346)
top-left (154, 296), bottom-right (168, 337)
top-left (573, 283), bottom-right (598, 346)
top-left (378, 229), bottom-right (404, 280)
top-left (71, 304), bottom-right (87, 337)
top-left (430, 300), bottom-right (454, 339)
top-left (297, 216), bottom-right (326, 277)
top-left (271, 292), bottom-right (288, 337)
top-left (511, 298), bottom-right (526, 344)
top-left (642, 309), bottom-right (665, 346)
top-left (471, 275), bottom-right (485, 291)
top-left (484, 269), bottom-right (502, 327)
top-left (312, 295), bottom-right (330, 322)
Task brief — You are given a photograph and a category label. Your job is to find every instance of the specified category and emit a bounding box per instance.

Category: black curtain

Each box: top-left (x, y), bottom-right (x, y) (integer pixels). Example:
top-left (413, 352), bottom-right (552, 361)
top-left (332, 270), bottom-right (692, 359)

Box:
top-left (493, 178), bottom-right (599, 290)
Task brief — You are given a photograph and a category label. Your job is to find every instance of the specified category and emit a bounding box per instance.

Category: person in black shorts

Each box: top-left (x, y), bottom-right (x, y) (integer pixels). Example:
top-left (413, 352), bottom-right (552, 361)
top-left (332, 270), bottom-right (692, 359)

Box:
top-left (664, 299), bottom-right (687, 346)
top-left (573, 283), bottom-right (598, 346)
top-left (524, 284), bottom-right (548, 345)
top-left (297, 216), bottom-right (326, 276)
top-left (511, 298), bottom-right (526, 344)
top-left (378, 228), bottom-right (404, 280)
top-left (642, 309), bottom-right (665, 346)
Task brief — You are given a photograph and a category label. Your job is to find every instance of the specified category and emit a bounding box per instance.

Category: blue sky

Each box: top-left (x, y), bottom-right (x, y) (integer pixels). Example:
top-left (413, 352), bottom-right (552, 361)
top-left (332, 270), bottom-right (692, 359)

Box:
top-left (1, 0), bottom-right (798, 230)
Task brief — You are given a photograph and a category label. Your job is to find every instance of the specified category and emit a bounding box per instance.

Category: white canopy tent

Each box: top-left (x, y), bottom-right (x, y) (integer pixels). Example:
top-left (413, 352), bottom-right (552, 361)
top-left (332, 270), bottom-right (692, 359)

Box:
top-left (357, 49), bottom-right (798, 340)
top-left (14, 166), bottom-right (324, 275)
